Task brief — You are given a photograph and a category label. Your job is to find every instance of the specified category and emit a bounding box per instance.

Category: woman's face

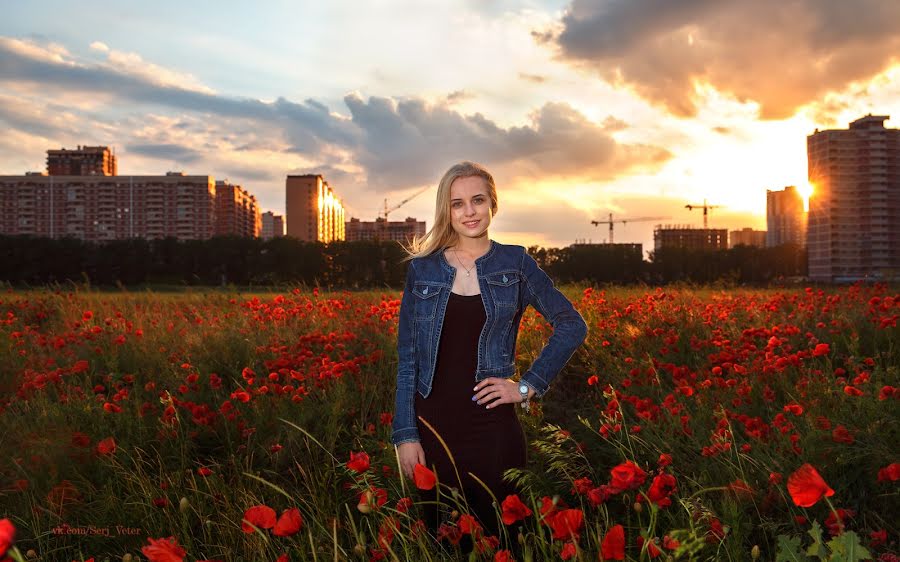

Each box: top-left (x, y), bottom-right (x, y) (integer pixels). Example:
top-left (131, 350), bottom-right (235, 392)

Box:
top-left (448, 175), bottom-right (492, 242)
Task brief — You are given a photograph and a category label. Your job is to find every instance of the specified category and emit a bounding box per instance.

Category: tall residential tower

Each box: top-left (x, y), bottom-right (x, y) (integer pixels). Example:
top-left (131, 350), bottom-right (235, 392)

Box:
top-left (807, 115), bottom-right (900, 282)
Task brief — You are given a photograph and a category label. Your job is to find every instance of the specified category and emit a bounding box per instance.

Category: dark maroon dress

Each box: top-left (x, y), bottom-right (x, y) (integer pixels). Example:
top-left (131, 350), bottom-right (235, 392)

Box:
top-left (414, 291), bottom-right (527, 539)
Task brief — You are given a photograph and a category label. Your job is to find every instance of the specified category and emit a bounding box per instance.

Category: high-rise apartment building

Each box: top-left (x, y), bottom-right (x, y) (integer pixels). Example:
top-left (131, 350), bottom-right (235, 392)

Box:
top-left (653, 225), bottom-right (728, 251)
top-left (1, 149), bottom-right (267, 241)
top-left (729, 228), bottom-right (767, 248)
top-left (285, 174), bottom-right (345, 242)
top-left (47, 145), bottom-right (118, 176)
top-left (345, 216), bottom-right (425, 243)
top-left (766, 185), bottom-right (806, 247)
top-left (0, 172), bottom-right (215, 241)
top-left (261, 211), bottom-right (285, 239)
top-left (807, 115), bottom-right (900, 282)
top-left (215, 180), bottom-right (261, 237)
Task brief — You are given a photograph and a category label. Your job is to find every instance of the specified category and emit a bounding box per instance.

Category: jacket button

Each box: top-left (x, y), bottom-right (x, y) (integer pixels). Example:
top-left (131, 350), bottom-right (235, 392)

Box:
top-left (502, 275), bottom-right (508, 283)
top-left (423, 287), bottom-right (428, 294)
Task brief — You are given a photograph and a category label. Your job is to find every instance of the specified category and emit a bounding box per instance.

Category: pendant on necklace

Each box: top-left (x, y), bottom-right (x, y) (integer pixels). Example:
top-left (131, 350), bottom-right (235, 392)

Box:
top-left (466, 271), bottom-right (470, 276)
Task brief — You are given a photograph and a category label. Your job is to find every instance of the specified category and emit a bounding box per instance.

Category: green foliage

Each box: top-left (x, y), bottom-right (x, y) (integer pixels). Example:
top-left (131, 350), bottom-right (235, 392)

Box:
top-left (776, 522), bottom-right (872, 562)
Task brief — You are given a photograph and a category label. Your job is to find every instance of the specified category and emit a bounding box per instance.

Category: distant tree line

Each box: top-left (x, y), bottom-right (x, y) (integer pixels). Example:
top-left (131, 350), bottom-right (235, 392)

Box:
top-left (0, 235), bottom-right (806, 288)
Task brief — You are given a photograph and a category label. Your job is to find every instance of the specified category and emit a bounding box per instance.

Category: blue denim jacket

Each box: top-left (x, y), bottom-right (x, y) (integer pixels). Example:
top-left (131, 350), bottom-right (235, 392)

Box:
top-left (391, 239), bottom-right (589, 445)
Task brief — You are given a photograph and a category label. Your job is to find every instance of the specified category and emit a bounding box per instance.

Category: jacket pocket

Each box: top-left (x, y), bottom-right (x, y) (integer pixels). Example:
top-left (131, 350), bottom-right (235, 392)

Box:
top-left (412, 283), bottom-right (440, 319)
top-left (487, 271), bottom-right (520, 308)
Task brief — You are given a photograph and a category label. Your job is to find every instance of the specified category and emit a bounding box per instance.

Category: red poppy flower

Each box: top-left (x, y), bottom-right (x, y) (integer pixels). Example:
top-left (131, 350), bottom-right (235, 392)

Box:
top-left (346, 451), bottom-right (370, 473)
top-left (877, 463), bottom-right (900, 482)
top-left (96, 437), bottom-right (117, 455)
top-left (601, 524), bottom-right (625, 560)
top-left (646, 473), bottom-right (677, 508)
top-left (413, 464), bottom-right (436, 490)
top-left (458, 514), bottom-right (482, 537)
top-left (197, 467), bottom-right (213, 477)
top-left (843, 386), bottom-right (864, 397)
top-left (831, 426), bottom-right (854, 444)
top-left (437, 522), bottom-right (463, 545)
top-left (141, 536), bottom-right (186, 562)
top-left (501, 494), bottom-right (532, 525)
top-left (662, 535), bottom-right (680, 550)
top-left (494, 550), bottom-right (514, 562)
top-left (561, 542), bottom-right (577, 560)
top-left (273, 508), bottom-right (303, 536)
top-left (0, 518), bottom-right (15, 557)
top-left (787, 464), bottom-right (834, 507)
top-left (812, 343), bottom-right (830, 357)
top-left (103, 402), bottom-right (122, 413)
top-left (609, 461), bottom-right (647, 492)
top-left (241, 505), bottom-right (277, 533)
top-left (548, 509), bottom-right (584, 541)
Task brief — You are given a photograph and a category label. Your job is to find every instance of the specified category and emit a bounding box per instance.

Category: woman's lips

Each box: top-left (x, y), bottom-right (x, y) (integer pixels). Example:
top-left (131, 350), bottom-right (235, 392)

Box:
top-left (463, 220), bottom-right (480, 228)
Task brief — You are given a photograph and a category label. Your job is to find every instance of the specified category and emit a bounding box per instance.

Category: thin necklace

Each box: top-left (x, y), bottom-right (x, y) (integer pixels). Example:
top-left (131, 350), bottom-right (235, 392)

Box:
top-left (453, 247), bottom-right (474, 277)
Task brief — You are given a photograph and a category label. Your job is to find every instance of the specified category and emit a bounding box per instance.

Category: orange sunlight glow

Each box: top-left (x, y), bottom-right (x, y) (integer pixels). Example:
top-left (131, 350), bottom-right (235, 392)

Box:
top-left (797, 181), bottom-right (814, 212)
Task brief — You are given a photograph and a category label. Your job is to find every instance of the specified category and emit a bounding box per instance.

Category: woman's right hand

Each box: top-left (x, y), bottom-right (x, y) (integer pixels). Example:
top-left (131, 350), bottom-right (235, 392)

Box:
top-left (397, 441), bottom-right (426, 480)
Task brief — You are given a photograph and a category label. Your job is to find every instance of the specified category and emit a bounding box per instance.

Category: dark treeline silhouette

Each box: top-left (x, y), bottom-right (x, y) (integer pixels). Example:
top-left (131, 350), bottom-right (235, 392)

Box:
top-left (0, 235), bottom-right (806, 288)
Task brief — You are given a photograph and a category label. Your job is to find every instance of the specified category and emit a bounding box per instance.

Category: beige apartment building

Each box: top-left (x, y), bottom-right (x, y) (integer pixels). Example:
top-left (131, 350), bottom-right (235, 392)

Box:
top-left (807, 115), bottom-right (900, 282)
top-left (345, 216), bottom-right (425, 243)
top-left (0, 146), bottom-right (270, 241)
top-left (766, 185), bottom-right (806, 247)
top-left (215, 180), bottom-right (261, 238)
top-left (653, 225), bottom-right (728, 251)
top-left (261, 211), bottom-right (285, 239)
top-left (0, 172), bottom-right (216, 241)
top-left (285, 174), bottom-right (345, 242)
top-left (729, 228), bottom-right (767, 248)
top-left (47, 145), bottom-right (118, 176)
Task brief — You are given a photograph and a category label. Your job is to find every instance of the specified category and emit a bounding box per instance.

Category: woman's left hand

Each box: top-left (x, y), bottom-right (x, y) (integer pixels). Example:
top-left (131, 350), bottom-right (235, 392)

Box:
top-left (473, 378), bottom-right (535, 409)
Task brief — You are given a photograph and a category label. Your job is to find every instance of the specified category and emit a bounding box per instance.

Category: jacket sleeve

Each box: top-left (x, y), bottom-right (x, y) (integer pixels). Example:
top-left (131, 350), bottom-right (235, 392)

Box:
top-left (391, 260), bottom-right (421, 445)
top-left (519, 249), bottom-right (588, 397)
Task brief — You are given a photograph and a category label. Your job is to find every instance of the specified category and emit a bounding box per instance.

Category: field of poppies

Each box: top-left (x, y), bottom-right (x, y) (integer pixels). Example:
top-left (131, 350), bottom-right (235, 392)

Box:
top-left (0, 283), bottom-right (897, 562)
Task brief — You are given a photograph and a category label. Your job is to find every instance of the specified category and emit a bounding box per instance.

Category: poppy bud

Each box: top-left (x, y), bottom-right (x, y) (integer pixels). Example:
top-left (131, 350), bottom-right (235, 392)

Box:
top-left (450, 510), bottom-right (459, 519)
top-left (633, 502), bottom-right (643, 513)
top-left (751, 545), bottom-right (760, 559)
top-left (122, 555), bottom-right (133, 562)
top-left (357, 491), bottom-right (373, 514)
top-left (353, 544), bottom-right (366, 556)
top-left (26, 550), bottom-right (37, 559)
top-left (179, 496), bottom-right (190, 513)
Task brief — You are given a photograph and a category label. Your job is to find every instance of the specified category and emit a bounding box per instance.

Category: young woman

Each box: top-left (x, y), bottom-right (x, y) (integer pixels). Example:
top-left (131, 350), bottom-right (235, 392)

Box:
top-left (391, 161), bottom-right (588, 543)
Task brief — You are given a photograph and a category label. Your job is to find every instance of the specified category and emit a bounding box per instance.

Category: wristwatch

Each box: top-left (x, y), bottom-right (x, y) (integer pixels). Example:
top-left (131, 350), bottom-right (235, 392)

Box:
top-left (518, 382), bottom-right (530, 412)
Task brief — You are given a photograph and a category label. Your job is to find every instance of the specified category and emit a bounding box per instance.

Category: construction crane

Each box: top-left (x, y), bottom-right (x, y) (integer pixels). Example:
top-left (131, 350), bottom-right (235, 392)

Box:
top-left (684, 198), bottom-right (721, 228)
top-left (380, 186), bottom-right (430, 220)
top-left (590, 213), bottom-right (670, 244)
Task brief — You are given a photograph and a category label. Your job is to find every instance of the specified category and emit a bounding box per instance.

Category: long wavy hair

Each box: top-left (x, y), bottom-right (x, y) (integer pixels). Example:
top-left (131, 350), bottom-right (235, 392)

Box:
top-left (400, 161), bottom-right (498, 262)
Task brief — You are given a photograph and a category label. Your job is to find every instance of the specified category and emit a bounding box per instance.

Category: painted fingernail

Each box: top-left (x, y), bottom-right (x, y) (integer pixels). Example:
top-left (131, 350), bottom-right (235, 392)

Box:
top-left (471, 395), bottom-right (477, 401)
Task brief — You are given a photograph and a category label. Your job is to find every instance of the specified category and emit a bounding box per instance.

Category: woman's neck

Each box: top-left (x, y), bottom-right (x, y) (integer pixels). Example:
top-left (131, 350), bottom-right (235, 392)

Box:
top-left (450, 236), bottom-right (491, 257)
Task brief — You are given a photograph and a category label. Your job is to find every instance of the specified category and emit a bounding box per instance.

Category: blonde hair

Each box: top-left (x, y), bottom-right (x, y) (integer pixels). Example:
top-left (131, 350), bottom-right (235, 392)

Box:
top-left (400, 161), bottom-right (498, 262)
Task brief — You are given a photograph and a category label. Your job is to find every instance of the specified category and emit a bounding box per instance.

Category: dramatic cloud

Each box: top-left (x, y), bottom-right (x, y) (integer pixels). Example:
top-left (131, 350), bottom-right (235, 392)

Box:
top-left (344, 94), bottom-right (670, 188)
top-left (547, 0), bottom-right (900, 118)
top-left (0, 37), bottom-right (672, 191)
top-left (126, 143), bottom-right (202, 163)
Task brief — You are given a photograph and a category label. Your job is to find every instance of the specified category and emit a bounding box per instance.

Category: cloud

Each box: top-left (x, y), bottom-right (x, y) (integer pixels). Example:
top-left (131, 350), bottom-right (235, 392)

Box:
top-left (547, 0), bottom-right (900, 119)
top-left (518, 73), bottom-right (547, 84)
top-left (345, 94), bottom-right (671, 188)
top-left (89, 41), bottom-right (109, 53)
top-left (126, 143), bottom-right (202, 163)
top-left (0, 35), bottom-right (672, 202)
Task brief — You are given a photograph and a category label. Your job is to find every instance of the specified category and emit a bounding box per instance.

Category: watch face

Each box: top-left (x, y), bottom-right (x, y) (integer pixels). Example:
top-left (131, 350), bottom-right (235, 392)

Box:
top-left (519, 384), bottom-right (528, 394)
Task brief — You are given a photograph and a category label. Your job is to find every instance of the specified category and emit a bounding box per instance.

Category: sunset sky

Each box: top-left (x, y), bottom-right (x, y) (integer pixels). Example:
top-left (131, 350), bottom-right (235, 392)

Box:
top-left (2, 0), bottom-right (900, 252)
